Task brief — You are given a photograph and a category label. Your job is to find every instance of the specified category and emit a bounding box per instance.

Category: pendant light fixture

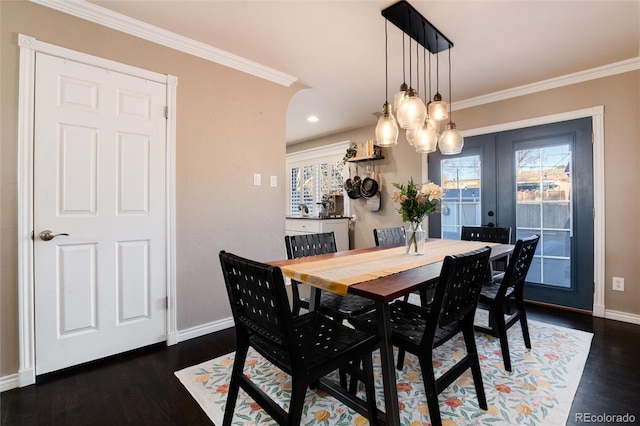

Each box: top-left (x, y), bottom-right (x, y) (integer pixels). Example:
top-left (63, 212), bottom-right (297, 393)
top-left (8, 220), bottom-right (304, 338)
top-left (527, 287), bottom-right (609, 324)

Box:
top-left (438, 45), bottom-right (464, 154)
top-left (393, 33), bottom-right (408, 112)
top-left (397, 28), bottom-right (427, 130)
top-left (414, 24), bottom-right (437, 154)
top-left (427, 33), bottom-right (448, 123)
top-left (375, 19), bottom-right (399, 147)
top-left (379, 0), bottom-right (461, 155)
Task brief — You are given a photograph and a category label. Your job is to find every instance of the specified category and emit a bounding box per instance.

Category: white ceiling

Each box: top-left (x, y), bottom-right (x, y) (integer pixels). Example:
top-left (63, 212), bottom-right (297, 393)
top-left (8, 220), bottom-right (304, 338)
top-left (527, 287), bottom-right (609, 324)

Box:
top-left (88, 0), bottom-right (640, 144)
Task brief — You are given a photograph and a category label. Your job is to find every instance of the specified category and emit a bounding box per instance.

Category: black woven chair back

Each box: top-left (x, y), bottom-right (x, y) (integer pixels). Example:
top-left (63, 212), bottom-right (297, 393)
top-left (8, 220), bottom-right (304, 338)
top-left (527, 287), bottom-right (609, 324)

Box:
top-left (285, 232), bottom-right (337, 259)
top-left (219, 251), bottom-right (295, 359)
top-left (431, 247), bottom-right (492, 336)
top-left (461, 226), bottom-right (511, 244)
top-left (500, 235), bottom-right (540, 295)
top-left (373, 226), bottom-right (406, 246)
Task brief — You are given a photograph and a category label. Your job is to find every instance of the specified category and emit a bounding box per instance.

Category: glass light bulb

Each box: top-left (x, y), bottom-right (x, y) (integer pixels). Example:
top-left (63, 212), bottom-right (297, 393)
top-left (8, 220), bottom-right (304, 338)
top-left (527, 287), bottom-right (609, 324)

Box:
top-left (393, 82), bottom-right (408, 112)
top-left (428, 92), bottom-right (448, 122)
top-left (375, 102), bottom-right (399, 147)
top-left (414, 120), bottom-right (438, 153)
top-left (405, 126), bottom-right (418, 146)
top-left (396, 88), bottom-right (427, 130)
top-left (439, 122), bottom-right (464, 155)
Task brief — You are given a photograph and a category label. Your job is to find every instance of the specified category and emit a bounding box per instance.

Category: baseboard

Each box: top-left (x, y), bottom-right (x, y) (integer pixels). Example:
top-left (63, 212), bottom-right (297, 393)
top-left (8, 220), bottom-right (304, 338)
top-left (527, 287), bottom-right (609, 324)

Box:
top-left (526, 300), bottom-right (640, 325)
top-left (593, 303), bottom-right (605, 318)
top-left (0, 373), bottom-right (19, 393)
top-left (1, 317), bottom-right (235, 392)
top-left (176, 316), bottom-right (235, 343)
top-left (604, 309), bottom-right (640, 325)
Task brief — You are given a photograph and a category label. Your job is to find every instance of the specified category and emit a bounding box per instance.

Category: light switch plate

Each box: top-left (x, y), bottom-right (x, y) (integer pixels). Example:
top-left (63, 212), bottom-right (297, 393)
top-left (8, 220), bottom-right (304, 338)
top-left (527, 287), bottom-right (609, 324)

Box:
top-left (270, 176), bottom-right (277, 187)
top-left (253, 173), bottom-right (261, 186)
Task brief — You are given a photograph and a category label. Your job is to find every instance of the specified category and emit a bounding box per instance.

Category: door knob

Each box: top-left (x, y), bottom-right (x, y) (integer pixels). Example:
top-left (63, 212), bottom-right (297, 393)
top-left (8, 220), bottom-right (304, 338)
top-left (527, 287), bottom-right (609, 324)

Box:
top-left (39, 230), bottom-right (69, 241)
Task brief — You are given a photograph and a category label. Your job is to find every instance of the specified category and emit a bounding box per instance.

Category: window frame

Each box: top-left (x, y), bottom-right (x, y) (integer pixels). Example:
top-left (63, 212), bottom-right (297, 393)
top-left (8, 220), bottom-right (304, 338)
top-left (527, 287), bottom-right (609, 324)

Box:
top-left (286, 141), bottom-right (351, 217)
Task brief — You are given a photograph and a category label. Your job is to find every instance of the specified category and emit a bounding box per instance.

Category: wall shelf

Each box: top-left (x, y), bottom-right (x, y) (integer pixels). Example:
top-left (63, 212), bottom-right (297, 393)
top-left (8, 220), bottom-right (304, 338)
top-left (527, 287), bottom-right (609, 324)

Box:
top-left (347, 155), bottom-right (384, 163)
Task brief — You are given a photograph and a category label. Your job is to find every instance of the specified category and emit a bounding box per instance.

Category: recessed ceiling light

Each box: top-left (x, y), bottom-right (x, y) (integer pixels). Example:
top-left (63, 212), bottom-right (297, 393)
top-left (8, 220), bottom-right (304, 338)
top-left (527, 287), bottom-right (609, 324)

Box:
top-left (307, 115), bottom-right (319, 123)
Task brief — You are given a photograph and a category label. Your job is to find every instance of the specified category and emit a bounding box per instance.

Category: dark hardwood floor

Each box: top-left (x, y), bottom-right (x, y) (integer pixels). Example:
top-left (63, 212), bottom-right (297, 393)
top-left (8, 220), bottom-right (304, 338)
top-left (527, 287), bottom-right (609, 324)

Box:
top-left (2, 304), bottom-right (639, 425)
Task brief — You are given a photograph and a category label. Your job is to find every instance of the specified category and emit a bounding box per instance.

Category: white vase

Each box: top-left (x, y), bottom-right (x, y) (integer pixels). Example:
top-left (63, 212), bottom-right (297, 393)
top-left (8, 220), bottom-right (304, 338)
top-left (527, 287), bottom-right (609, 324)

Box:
top-left (406, 222), bottom-right (425, 255)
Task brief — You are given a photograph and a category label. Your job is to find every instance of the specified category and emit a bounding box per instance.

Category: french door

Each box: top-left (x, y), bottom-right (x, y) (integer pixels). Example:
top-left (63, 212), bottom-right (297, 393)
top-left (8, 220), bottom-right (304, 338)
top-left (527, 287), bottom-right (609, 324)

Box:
top-left (428, 118), bottom-right (594, 311)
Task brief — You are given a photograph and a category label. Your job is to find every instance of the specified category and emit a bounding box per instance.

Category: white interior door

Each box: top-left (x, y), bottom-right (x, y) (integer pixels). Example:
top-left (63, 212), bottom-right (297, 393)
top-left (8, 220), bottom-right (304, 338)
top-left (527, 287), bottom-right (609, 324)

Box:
top-left (34, 53), bottom-right (168, 375)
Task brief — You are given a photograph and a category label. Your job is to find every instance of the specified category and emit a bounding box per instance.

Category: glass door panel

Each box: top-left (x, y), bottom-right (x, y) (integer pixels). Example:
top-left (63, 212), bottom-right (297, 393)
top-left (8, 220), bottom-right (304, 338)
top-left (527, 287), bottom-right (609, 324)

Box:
top-left (428, 134), bottom-right (497, 239)
top-left (440, 155), bottom-right (482, 239)
top-left (515, 144), bottom-right (572, 288)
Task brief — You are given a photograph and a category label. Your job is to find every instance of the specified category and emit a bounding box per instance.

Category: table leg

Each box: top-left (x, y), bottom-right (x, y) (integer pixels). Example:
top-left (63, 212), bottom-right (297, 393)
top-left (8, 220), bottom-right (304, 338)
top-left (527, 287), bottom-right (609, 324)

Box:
top-left (308, 287), bottom-right (321, 311)
top-left (375, 302), bottom-right (400, 425)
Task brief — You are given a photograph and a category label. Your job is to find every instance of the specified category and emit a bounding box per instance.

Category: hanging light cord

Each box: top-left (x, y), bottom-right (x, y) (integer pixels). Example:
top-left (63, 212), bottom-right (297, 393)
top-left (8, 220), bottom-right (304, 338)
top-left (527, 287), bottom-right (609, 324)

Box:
top-left (402, 32), bottom-right (406, 84)
top-left (435, 34), bottom-right (440, 94)
top-left (415, 33), bottom-right (420, 95)
top-left (423, 23), bottom-right (427, 102)
top-left (448, 44), bottom-right (453, 123)
top-left (385, 19), bottom-right (389, 102)
top-left (428, 38), bottom-right (432, 101)
top-left (408, 24), bottom-right (412, 88)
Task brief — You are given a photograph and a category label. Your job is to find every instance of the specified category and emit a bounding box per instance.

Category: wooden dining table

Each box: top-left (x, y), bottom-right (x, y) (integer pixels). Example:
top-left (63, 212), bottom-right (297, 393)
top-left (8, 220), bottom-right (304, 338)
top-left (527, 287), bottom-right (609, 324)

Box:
top-left (268, 238), bottom-right (514, 426)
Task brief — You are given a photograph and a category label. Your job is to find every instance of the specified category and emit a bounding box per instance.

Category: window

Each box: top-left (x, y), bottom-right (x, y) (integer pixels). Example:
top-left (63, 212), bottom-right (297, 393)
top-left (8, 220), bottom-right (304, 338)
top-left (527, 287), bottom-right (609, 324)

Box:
top-left (287, 141), bottom-right (350, 216)
top-left (440, 155), bottom-right (482, 239)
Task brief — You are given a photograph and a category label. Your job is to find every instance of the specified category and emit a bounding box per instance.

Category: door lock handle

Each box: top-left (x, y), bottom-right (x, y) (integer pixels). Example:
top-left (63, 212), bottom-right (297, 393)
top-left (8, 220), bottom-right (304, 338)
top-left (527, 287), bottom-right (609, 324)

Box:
top-left (39, 230), bottom-right (70, 241)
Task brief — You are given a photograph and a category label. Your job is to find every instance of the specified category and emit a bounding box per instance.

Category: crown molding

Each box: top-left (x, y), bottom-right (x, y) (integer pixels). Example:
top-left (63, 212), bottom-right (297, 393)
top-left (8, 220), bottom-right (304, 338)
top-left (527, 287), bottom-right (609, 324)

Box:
top-left (29, 0), bottom-right (297, 87)
top-left (28, 1), bottom-right (639, 111)
top-left (453, 57), bottom-right (640, 111)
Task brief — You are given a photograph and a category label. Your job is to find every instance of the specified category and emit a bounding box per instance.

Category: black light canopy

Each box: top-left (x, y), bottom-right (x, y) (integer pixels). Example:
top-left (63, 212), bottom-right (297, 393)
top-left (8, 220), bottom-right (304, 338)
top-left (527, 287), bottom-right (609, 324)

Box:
top-left (381, 0), bottom-right (453, 54)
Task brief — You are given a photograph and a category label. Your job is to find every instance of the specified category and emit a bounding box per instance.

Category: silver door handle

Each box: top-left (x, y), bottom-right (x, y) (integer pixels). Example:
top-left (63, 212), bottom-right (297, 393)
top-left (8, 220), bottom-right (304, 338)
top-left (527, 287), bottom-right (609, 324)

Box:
top-left (39, 230), bottom-right (69, 241)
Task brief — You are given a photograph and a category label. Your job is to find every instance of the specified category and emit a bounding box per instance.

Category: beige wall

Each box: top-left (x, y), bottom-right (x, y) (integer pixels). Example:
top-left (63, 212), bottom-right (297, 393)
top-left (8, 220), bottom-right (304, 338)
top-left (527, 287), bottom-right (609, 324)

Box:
top-left (290, 71), bottom-right (640, 316)
top-left (0, 1), bottom-right (299, 376)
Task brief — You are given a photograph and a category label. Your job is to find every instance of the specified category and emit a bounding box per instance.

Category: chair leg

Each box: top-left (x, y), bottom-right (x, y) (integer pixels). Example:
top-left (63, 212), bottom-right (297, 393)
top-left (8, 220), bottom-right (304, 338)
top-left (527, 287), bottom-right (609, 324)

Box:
top-left (418, 356), bottom-right (441, 426)
top-left (290, 281), bottom-right (302, 317)
top-left (347, 359), bottom-right (360, 394)
top-left (396, 349), bottom-right (406, 370)
top-left (287, 377), bottom-right (308, 426)
top-left (463, 323), bottom-right (487, 410)
top-left (361, 355), bottom-right (379, 426)
top-left (516, 296), bottom-right (532, 349)
top-left (339, 370), bottom-right (348, 390)
top-left (331, 314), bottom-right (352, 391)
top-left (222, 343), bottom-right (249, 426)
top-left (492, 305), bottom-right (512, 372)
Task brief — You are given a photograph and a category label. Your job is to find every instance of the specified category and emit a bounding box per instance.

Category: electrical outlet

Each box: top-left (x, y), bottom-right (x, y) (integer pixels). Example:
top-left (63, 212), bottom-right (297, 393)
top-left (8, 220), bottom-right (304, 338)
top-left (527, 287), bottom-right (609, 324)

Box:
top-left (612, 277), bottom-right (624, 292)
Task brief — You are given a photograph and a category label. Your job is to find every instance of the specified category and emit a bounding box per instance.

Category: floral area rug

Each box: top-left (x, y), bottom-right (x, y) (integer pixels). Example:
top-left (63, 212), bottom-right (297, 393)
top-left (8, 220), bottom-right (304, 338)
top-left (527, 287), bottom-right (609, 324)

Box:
top-left (175, 313), bottom-right (592, 426)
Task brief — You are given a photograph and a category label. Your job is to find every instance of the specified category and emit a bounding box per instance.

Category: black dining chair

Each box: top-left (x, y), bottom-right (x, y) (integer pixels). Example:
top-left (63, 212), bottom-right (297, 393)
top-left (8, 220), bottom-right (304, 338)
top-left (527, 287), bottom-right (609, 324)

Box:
top-left (349, 247), bottom-right (491, 425)
top-left (474, 234), bottom-right (539, 372)
top-left (284, 232), bottom-right (375, 321)
top-left (219, 251), bottom-right (380, 426)
top-left (460, 225), bottom-right (512, 244)
top-left (373, 226), bottom-right (406, 247)
top-left (461, 225), bottom-right (512, 277)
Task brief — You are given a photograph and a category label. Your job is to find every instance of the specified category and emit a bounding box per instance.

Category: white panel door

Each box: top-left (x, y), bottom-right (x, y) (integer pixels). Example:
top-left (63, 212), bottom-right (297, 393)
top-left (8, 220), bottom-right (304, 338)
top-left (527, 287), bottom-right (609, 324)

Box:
top-left (34, 53), bottom-right (167, 375)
